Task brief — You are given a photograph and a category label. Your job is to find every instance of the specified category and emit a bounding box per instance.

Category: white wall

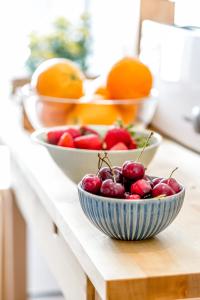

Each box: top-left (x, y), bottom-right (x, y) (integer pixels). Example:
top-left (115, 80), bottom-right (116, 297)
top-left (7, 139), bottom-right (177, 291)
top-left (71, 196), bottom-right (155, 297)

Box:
top-left (89, 0), bottom-right (140, 75)
top-left (0, 0), bottom-right (141, 293)
top-left (0, 0), bottom-right (140, 83)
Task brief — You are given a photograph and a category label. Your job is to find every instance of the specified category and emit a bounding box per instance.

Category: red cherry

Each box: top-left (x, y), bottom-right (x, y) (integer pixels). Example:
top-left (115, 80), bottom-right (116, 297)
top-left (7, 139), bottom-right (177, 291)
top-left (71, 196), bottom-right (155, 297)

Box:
top-left (152, 183), bottom-right (175, 197)
top-left (57, 132), bottom-right (74, 148)
top-left (98, 167), bottom-right (112, 181)
top-left (82, 174), bottom-right (102, 194)
top-left (98, 166), bottom-right (122, 183)
top-left (152, 177), bottom-right (163, 186)
top-left (122, 161), bottom-right (145, 181)
top-left (100, 179), bottom-right (125, 198)
top-left (143, 175), bottom-right (154, 187)
top-left (130, 179), bottom-right (152, 197)
top-left (161, 178), bottom-right (181, 193)
top-left (125, 193), bottom-right (141, 200)
top-left (123, 177), bottom-right (132, 192)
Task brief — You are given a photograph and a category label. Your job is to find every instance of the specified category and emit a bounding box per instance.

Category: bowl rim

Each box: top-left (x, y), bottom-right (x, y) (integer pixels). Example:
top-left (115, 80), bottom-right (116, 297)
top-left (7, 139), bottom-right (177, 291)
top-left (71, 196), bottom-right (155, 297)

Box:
top-left (20, 84), bottom-right (158, 105)
top-left (77, 182), bottom-right (185, 204)
top-left (31, 126), bottom-right (162, 153)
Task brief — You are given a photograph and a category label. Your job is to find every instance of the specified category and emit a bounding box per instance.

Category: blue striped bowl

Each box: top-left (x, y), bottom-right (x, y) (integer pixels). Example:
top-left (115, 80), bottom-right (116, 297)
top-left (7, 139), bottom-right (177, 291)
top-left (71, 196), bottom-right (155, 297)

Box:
top-left (78, 184), bottom-right (185, 240)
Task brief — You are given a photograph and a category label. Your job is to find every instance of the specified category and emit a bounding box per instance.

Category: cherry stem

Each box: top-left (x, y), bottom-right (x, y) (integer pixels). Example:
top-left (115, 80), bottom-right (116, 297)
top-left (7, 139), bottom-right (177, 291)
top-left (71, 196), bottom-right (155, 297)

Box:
top-left (97, 153), bottom-right (105, 175)
top-left (169, 167), bottom-right (178, 178)
top-left (97, 152), bottom-right (116, 183)
top-left (97, 153), bottom-right (103, 170)
top-left (104, 152), bottom-right (113, 168)
top-left (103, 154), bottom-right (116, 183)
top-left (136, 131), bottom-right (154, 163)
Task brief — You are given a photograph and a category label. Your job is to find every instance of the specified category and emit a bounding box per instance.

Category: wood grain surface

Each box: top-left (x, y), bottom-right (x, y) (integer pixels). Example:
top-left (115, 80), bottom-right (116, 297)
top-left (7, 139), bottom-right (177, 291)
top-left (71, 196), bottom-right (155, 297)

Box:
top-left (0, 103), bottom-right (200, 300)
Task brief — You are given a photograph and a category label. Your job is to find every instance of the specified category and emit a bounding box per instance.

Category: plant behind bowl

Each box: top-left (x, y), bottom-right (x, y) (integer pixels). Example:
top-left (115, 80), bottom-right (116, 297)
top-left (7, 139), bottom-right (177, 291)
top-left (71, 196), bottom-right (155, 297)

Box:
top-left (26, 14), bottom-right (92, 74)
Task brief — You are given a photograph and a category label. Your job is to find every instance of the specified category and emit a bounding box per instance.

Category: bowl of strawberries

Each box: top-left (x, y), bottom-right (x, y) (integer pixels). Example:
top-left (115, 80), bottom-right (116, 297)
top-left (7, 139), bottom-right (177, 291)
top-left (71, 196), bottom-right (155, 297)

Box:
top-left (78, 153), bottom-right (185, 240)
top-left (32, 124), bottom-right (162, 183)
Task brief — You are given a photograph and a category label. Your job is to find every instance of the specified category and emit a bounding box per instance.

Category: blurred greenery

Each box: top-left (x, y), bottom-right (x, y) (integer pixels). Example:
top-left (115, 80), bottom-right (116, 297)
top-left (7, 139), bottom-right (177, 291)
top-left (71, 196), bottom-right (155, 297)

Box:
top-left (26, 14), bottom-right (91, 74)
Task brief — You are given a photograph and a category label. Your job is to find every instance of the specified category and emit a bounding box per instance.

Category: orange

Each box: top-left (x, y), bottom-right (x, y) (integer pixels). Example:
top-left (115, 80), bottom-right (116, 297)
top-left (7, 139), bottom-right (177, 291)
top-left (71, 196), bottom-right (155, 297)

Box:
top-left (32, 58), bottom-right (84, 99)
top-left (117, 105), bottom-right (138, 125)
top-left (106, 57), bottom-right (153, 99)
top-left (94, 86), bottom-right (110, 99)
top-left (32, 58), bottom-right (84, 126)
top-left (37, 101), bottom-right (74, 127)
top-left (66, 103), bottom-right (121, 125)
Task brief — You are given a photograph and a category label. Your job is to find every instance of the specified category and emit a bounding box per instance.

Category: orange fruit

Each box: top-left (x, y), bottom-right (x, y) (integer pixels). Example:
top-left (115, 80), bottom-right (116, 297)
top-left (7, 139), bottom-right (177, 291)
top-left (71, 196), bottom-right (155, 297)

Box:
top-left (32, 58), bottom-right (84, 126)
top-left (37, 101), bottom-right (74, 127)
top-left (32, 58), bottom-right (84, 99)
top-left (106, 57), bottom-right (153, 99)
top-left (66, 103), bottom-right (121, 125)
top-left (94, 86), bottom-right (110, 99)
top-left (117, 105), bottom-right (138, 125)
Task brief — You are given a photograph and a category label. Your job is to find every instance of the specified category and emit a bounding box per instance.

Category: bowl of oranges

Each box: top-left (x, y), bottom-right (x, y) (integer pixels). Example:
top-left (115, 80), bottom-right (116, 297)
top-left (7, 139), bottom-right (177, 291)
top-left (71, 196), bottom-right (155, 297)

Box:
top-left (22, 57), bottom-right (158, 129)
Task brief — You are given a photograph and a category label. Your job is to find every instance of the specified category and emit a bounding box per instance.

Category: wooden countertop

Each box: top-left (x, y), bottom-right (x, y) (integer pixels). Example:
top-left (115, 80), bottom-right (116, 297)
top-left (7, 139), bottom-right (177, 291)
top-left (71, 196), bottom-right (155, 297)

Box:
top-left (0, 103), bottom-right (200, 299)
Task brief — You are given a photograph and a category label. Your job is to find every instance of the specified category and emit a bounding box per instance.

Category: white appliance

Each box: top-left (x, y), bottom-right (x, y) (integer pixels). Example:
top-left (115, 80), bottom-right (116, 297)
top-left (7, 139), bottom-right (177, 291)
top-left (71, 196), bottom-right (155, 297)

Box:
top-left (140, 20), bottom-right (200, 152)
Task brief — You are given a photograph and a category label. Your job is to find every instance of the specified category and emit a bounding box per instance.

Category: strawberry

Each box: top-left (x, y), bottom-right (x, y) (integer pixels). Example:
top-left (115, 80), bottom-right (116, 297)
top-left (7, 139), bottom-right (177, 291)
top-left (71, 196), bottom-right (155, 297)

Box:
top-left (74, 134), bottom-right (102, 150)
top-left (129, 138), bottom-right (137, 149)
top-left (80, 126), bottom-right (99, 136)
top-left (47, 130), bottom-right (64, 144)
top-left (110, 142), bottom-right (128, 150)
top-left (65, 128), bottom-right (81, 139)
top-left (58, 132), bottom-right (75, 148)
top-left (47, 128), bottom-right (81, 145)
top-left (104, 127), bottom-right (132, 149)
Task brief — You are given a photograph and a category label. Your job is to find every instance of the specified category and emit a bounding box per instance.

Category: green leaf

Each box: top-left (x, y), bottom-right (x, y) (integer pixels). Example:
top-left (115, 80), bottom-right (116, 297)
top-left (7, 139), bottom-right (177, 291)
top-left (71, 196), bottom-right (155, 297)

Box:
top-left (25, 14), bottom-right (92, 74)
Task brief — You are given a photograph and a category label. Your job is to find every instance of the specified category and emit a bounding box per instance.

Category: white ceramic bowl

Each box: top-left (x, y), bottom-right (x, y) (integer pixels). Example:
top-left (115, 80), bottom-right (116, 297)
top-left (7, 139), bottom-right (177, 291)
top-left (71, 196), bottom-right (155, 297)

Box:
top-left (32, 125), bottom-right (162, 183)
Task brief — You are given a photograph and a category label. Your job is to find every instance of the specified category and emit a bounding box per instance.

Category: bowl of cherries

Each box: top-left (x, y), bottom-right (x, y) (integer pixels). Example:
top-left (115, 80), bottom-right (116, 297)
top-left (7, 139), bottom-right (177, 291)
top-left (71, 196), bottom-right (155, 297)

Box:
top-left (78, 136), bottom-right (185, 240)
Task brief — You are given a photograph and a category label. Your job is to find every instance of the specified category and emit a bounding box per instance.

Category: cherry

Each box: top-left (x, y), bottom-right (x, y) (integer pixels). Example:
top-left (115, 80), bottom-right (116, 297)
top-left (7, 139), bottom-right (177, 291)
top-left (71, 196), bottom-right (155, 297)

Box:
top-left (82, 175), bottom-right (102, 194)
top-left (113, 166), bottom-right (123, 183)
top-left (123, 177), bottom-right (133, 192)
top-left (124, 193), bottom-right (141, 200)
top-left (143, 175), bottom-right (151, 181)
top-left (113, 166), bottom-right (122, 172)
top-left (143, 193), bottom-right (152, 199)
top-left (100, 179), bottom-right (125, 198)
top-left (152, 177), bottom-right (163, 186)
top-left (122, 132), bottom-right (153, 181)
top-left (98, 166), bottom-right (122, 183)
top-left (130, 179), bottom-right (152, 197)
top-left (152, 183), bottom-right (175, 197)
top-left (160, 168), bottom-right (181, 193)
top-left (161, 178), bottom-right (181, 193)
top-left (143, 175), bottom-right (154, 187)
top-left (122, 161), bottom-right (145, 181)
top-left (98, 167), bottom-right (112, 181)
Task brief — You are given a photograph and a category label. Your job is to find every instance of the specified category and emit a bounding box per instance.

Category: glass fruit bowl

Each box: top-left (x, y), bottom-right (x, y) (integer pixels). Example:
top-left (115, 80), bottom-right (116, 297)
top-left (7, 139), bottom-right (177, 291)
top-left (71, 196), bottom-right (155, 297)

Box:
top-left (20, 84), bottom-right (158, 129)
